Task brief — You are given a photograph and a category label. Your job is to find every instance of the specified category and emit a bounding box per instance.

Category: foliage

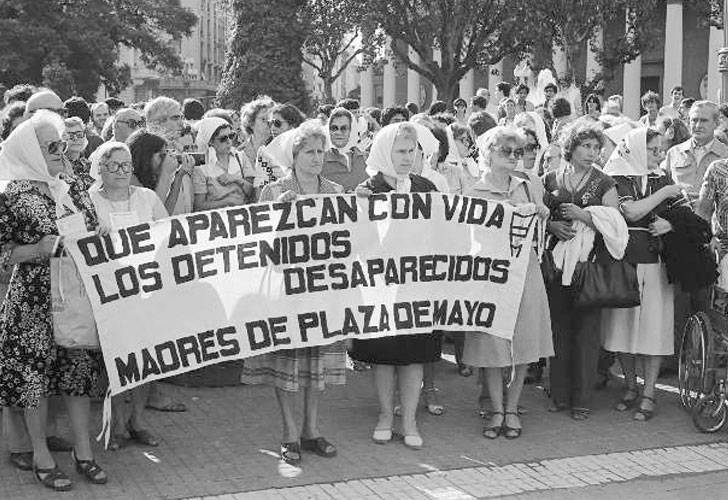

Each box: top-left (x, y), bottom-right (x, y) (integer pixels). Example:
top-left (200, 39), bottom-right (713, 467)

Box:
top-left (300, 0), bottom-right (383, 103)
top-left (366, 0), bottom-right (538, 104)
top-left (217, 0), bottom-right (310, 112)
top-left (41, 62), bottom-right (76, 100)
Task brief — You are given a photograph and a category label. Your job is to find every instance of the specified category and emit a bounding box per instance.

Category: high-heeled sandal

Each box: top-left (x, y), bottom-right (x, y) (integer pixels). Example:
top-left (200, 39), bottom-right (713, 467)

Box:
top-left (615, 387), bottom-right (639, 412)
top-left (422, 387), bottom-right (445, 416)
top-left (483, 411), bottom-right (504, 439)
top-left (72, 450), bottom-right (107, 485)
top-left (634, 396), bottom-right (656, 421)
top-left (33, 463), bottom-right (73, 491)
top-left (503, 411), bottom-right (522, 439)
top-left (280, 441), bottom-right (301, 466)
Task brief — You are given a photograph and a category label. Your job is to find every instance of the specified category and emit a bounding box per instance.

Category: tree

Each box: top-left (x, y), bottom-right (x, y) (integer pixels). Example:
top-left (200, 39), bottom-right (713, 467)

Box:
top-left (218, 0), bottom-right (310, 112)
top-left (366, 0), bottom-right (538, 104)
top-left (299, 0), bottom-right (383, 103)
top-left (0, 0), bottom-right (197, 100)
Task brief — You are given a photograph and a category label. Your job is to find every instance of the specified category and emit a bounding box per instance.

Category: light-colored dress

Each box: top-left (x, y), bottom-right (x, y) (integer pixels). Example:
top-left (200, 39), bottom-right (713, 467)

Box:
top-left (462, 175), bottom-right (554, 367)
top-left (240, 174), bottom-right (347, 391)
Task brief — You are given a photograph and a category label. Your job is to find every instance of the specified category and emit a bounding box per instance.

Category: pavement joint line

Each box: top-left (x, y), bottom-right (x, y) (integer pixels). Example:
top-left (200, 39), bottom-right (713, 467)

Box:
top-left (195, 441), bottom-right (728, 500)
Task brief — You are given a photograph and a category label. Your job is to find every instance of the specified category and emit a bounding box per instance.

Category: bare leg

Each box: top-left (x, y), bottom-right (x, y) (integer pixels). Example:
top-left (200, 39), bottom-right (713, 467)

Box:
top-left (129, 385), bottom-right (152, 432)
top-left (4, 406), bottom-right (31, 453)
top-left (46, 396), bottom-right (60, 438)
top-left (504, 365), bottom-right (528, 432)
top-left (63, 395), bottom-right (93, 461)
top-left (640, 355), bottom-right (661, 413)
top-left (618, 353), bottom-right (638, 390)
top-left (24, 399), bottom-right (54, 469)
top-left (301, 388), bottom-right (321, 439)
top-left (274, 387), bottom-right (299, 443)
top-left (483, 367), bottom-right (505, 432)
top-left (373, 364), bottom-right (395, 430)
top-left (397, 364), bottom-right (423, 437)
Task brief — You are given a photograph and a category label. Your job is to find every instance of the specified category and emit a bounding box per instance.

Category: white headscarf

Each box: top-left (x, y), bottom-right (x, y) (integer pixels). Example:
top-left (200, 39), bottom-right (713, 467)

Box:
top-left (603, 128), bottom-right (648, 178)
top-left (365, 122), bottom-right (416, 192)
top-left (447, 124), bottom-right (480, 178)
top-left (263, 128), bottom-right (298, 173)
top-left (326, 111), bottom-right (360, 155)
top-left (0, 116), bottom-right (76, 213)
top-left (195, 117), bottom-right (230, 167)
top-left (88, 141), bottom-right (130, 189)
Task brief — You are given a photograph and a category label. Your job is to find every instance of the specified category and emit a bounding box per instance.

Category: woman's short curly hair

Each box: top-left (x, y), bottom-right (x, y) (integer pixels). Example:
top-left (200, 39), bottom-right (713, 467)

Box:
top-left (559, 122), bottom-right (604, 162)
top-left (292, 120), bottom-right (328, 159)
top-left (240, 95), bottom-right (275, 135)
top-left (270, 103), bottom-right (306, 129)
top-left (479, 126), bottom-right (526, 152)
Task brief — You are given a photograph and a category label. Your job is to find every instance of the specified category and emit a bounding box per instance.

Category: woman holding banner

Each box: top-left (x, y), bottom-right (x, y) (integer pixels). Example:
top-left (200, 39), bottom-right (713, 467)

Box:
top-left (0, 110), bottom-right (107, 491)
top-left (462, 126), bottom-right (553, 439)
top-left (88, 141), bottom-right (168, 449)
top-left (349, 122), bottom-right (441, 450)
top-left (241, 120), bottom-right (346, 466)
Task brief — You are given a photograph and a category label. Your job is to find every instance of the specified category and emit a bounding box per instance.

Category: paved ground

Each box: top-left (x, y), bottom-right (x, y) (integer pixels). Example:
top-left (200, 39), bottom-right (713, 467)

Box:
top-left (1, 347), bottom-right (727, 500)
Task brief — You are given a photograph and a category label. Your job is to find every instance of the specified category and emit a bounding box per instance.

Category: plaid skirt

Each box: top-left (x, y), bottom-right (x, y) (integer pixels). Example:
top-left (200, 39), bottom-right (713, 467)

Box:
top-left (240, 341), bottom-right (347, 392)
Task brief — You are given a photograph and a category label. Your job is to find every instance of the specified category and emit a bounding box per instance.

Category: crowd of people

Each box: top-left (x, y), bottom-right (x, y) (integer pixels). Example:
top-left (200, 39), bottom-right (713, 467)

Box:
top-left (0, 79), bottom-right (724, 492)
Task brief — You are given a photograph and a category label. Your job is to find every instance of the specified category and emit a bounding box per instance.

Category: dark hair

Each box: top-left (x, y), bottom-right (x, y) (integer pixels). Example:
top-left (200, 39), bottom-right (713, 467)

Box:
top-left (0, 101), bottom-right (26, 140)
top-left (680, 97), bottom-right (696, 109)
top-left (105, 97), bottom-right (125, 114)
top-left (430, 126), bottom-right (449, 163)
top-left (720, 104), bottom-right (728, 120)
top-left (515, 83), bottom-right (529, 95)
top-left (432, 112), bottom-right (456, 126)
top-left (365, 107), bottom-right (381, 124)
top-left (560, 122), bottom-right (604, 162)
top-left (203, 108), bottom-right (234, 125)
top-left (4, 84), bottom-right (35, 105)
top-left (544, 83), bottom-right (558, 93)
top-left (126, 130), bottom-right (167, 190)
top-left (405, 102), bottom-right (419, 116)
top-left (467, 110), bottom-right (497, 137)
top-left (428, 100), bottom-right (447, 115)
top-left (584, 93), bottom-right (602, 111)
top-left (381, 106), bottom-right (409, 126)
top-left (270, 103), bottom-right (305, 128)
top-left (336, 98), bottom-right (359, 111)
top-left (64, 96), bottom-right (91, 123)
top-left (182, 98), bottom-right (205, 120)
top-left (646, 128), bottom-right (662, 144)
top-left (671, 86), bottom-right (684, 94)
top-left (453, 98), bottom-right (467, 108)
top-left (471, 95), bottom-right (488, 109)
top-left (317, 104), bottom-right (335, 118)
top-left (496, 82), bottom-right (512, 96)
top-left (641, 90), bottom-right (661, 108)
top-left (551, 97), bottom-right (572, 119)
top-left (521, 127), bottom-right (538, 144)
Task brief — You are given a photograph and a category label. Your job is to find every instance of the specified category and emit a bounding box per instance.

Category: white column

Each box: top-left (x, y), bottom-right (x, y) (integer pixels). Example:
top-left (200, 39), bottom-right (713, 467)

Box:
top-left (459, 69), bottom-right (475, 100)
top-left (383, 59), bottom-right (396, 107)
top-left (407, 47), bottom-right (421, 105)
top-left (586, 28), bottom-right (603, 84)
top-left (432, 48), bottom-right (441, 101)
top-left (552, 41), bottom-right (568, 83)
top-left (708, 25), bottom-right (722, 102)
top-left (662, 0), bottom-right (683, 101)
top-left (487, 61), bottom-right (503, 116)
top-left (623, 55), bottom-right (642, 119)
top-left (360, 65), bottom-right (374, 108)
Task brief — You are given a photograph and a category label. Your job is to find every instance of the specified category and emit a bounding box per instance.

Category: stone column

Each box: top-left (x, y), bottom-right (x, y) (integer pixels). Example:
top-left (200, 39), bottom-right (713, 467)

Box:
top-left (360, 64), bottom-right (374, 108)
top-left (662, 0), bottom-right (684, 100)
top-left (623, 55), bottom-right (642, 119)
top-left (407, 46), bottom-right (421, 106)
top-left (487, 61), bottom-right (503, 116)
top-left (459, 69), bottom-right (475, 101)
top-left (709, 25), bottom-right (723, 102)
top-left (586, 28), bottom-right (603, 84)
top-left (383, 57), bottom-right (397, 107)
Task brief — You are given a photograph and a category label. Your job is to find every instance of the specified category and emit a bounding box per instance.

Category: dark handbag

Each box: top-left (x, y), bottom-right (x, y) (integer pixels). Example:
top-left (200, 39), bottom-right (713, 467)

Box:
top-left (571, 247), bottom-right (640, 309)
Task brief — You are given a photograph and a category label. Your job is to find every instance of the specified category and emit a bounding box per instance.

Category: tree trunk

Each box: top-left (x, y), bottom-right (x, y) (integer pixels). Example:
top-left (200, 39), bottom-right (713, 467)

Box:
top-left (435, 80), bottom-right (460, 107)
top-left (322, 77), bottom-right (334, 104)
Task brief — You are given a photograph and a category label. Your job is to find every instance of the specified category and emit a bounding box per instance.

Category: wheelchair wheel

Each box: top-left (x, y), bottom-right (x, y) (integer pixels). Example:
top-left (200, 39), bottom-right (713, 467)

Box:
top-left (692, 394), bottom-right (728, 433)
top-left (679, 313), bottom-right (710, 409)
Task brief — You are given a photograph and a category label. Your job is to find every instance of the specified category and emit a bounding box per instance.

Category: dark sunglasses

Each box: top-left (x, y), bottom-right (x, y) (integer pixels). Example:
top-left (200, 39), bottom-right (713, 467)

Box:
top-left (45, 140), bottom-right (68, 155)
top-left (329, 124), bottom-right (350, 133)
top-left (495, 146), bottom-right (524, 159)
top-left (118, 119), bottom-right (145, 129)
top-left (269, 119), bottom-right (286, 128)
top-left (214, 133), bottom-right (236, 143)
top-left (66, 131), bottom-right (85, 140)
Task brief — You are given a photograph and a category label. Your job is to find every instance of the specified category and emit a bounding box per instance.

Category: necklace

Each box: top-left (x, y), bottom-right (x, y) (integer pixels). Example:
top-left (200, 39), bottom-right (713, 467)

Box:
top-left (564, 165), bottom-right (591, 202)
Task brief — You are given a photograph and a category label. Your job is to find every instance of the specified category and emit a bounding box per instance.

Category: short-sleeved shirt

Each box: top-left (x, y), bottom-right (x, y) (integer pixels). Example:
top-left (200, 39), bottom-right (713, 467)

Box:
top-left (90, 186), bottom-right (168, 229)
top-left (192, 153), bottom-right (252, 203)
top-left (700, 159), bottom-right (728, 256)
top-left (543, 165), bottom-right (616, 219)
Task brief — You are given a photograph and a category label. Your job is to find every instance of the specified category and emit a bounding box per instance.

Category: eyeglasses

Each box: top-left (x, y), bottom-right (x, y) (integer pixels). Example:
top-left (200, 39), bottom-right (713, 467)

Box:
top-left (524, 143), bottom-right (540, 153)
top-left (269, 119), bottom-right (286, 128)
top-left (215, 133), bottom-right (236, 143)
top-left (44, 140), bottom-right (68, 156)
top-left (65, 131), bottom-right (85, 140)
top-left (104, 161), bottom-right (133, 174)
top-left (118, 119), bottom-right (145, 129)
top-left (329, 124), bottom-right (350, 133)
top-left (494, 146), bottom-right (524, 159)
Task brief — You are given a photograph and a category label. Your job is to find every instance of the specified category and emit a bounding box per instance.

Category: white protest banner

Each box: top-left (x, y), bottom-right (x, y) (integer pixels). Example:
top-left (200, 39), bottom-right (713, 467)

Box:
top-left (64, 193), bottom-right (537, 395)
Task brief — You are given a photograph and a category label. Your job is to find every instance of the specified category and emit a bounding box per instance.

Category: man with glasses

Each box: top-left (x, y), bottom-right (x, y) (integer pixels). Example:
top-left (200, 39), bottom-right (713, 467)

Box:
top-left (112, 108), bottom-right (144, 142)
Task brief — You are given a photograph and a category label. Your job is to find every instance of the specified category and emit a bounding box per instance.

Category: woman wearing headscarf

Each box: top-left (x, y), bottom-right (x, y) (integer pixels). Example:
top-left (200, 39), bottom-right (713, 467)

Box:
top-left (88, 141), bottom-right (168, 447)
top-left (241, 121), bottom-right (346, 466)
top-left (192, 117), bottom-right (254, 211)
top-left (321, 107), bottom-right (369, 192)
top-left (349, 122), bottom-right (441, 450)
top-left (514, 111), bottom-right (549, 176)
top-left (602, 128), bottom-right (685, 421)
top-left (0, 111), bottom-right (107, 491)
top-left (462, 126), bottom-right (553, 439)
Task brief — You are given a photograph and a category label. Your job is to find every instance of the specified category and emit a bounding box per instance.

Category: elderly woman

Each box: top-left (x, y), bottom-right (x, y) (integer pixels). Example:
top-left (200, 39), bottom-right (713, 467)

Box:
top-left (192, 117), bottom-right (254, 211)
top-left (0, 111), bottom-right (107, 490)
top-left (88, 142), bottom-right (168, 447)
top-left (90, 102), bottom-right (109, 136)
top-left (463, 127), bottom-right (553, 439)
top-left (252, 104), bottom-right (308, 189)
top-left (241, 121), bottom-right (346, 466)
top-left (62, 117), bottom-right (94, 187)
top-left (110, 108), bottom-right (144, 143)
top-left (239, 96), bottom-right (274, 166)
top-left (321, 107), bottom-right (369, 192)
top-left (543, 122), bottom-right (620, 420)
top-left (602, 128), bottom-right (684, 421)
top-left (447, 123), bottom-right (480, 194)
top-left (349, 122), bottom-right (441, 449)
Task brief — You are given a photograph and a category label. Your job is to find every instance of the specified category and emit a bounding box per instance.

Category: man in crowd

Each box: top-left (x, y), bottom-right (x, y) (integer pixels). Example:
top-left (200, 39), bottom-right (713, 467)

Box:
top-left (514, 83), bottom-right (534, 113)
top-left (660, 86), bottom-right (684, 120)
top-left (639, 91), bottom-right (661, 127)
top-left (542, 83), bottom-right (558, 109)
top-left (90, 101), bottom-right (110, 135)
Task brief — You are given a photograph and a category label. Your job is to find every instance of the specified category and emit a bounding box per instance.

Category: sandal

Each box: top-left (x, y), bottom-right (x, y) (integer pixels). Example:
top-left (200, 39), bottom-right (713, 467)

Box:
top-left (301, 436), bottom-right (337, 457)
top-left (503, 411), bottom-right (522, 439)
top-left (128, 427), bottom-right (159, 447)
top-left (72, 450), bottom-right (108, 485)
top-left (571, 407), bottom-right (591, 421)
top-left (615, 387), bottom-right (640, 412)
top-left (9, 452), bottom-right (33, 471)
top-left (483, 411), bottom-right (504, 439)
top-left (280, 441), bottom-right (301, 466)
top-left (634, 396), bottom-right (656, 422)
top-left (34, 464), bottom-right (73, 491)
top-left (422, 387), bottom-right (445, 416)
